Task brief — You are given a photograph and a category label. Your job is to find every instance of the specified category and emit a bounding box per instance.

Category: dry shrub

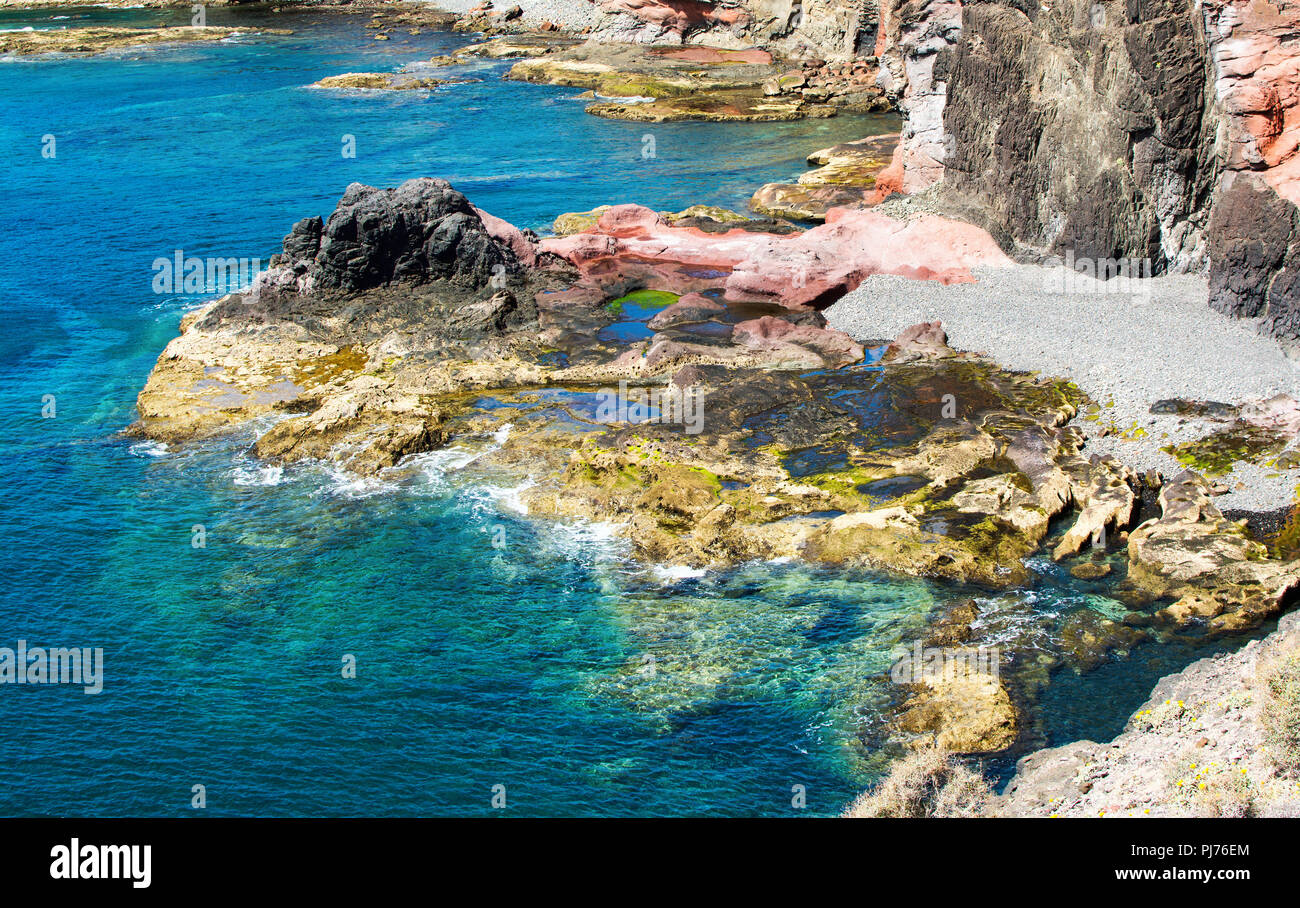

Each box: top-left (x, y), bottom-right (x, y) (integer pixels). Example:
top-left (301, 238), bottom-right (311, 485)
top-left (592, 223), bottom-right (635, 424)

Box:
top-left (843, 747), bottom-right (991, 818)
top-left (1259, 653), bottom-right (1300, 777)
top-left (1190, 770), bottom-right (1255, 818)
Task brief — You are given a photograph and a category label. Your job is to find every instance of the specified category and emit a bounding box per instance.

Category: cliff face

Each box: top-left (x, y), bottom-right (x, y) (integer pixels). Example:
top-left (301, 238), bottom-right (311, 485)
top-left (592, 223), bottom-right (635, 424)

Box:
top-left (872, 0), bottom-right (1300, 339)
top-left (939, 0), bottom-right (1221, 270)
top-left (515, 0), bottom-right (1300, 337)
top-left (867, 0), bottom-right (1222, 269)
top-left (1203, 0), bottom-right (1300, 339)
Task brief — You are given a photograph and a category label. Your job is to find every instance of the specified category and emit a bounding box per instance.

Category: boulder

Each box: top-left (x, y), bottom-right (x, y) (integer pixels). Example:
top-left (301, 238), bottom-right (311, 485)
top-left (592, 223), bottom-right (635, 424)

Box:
top-left (270, 178), bottom-right (522, 294)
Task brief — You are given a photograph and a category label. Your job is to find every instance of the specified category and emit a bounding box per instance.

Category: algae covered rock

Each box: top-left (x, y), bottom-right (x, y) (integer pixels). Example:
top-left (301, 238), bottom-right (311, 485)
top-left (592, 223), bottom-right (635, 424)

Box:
top-left (897, 660), bottom-right (1019, 755)
top-left (1127, 472), bottom-right (1300, 634)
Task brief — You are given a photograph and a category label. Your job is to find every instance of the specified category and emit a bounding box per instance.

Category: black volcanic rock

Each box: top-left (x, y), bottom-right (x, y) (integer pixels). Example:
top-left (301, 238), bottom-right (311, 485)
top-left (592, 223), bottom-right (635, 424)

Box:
top-left (280, 177), bottom-right (521, 294)
top-left (281, 216), bottom-right (323, 262)
top-left (1207, 172), bottom-right (1294, 321)
top-left (936, 0), bottom-right (1218, 271)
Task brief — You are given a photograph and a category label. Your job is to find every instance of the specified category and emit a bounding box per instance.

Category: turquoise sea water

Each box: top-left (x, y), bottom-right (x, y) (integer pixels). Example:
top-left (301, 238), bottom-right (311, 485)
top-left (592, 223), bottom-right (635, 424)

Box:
top-left (0, 6), bottom-right (1265, 817)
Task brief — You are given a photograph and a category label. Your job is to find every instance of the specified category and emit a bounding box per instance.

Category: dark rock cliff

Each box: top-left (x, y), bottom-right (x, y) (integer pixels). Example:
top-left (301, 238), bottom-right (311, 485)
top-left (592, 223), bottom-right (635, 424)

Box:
top-left (869, 0), bottom-right (1300, 340)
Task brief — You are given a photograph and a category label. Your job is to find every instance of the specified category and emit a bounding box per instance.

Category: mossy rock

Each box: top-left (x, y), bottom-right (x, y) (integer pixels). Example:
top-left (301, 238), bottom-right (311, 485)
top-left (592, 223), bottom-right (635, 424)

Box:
top-left (1161, 424), bottom-right (1288, 477)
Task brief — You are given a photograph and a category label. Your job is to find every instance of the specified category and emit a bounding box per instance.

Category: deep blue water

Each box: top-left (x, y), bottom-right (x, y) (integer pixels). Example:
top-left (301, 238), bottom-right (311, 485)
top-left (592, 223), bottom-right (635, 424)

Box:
top-left (0, 6), bottom-right (1249, 817)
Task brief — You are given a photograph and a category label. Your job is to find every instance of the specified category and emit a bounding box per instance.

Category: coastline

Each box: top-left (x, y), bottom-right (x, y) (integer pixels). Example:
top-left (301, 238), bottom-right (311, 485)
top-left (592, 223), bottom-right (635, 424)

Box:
top-left (826, 266), bottom-right (1300, 515)
top-left (6, 0), bottom-right (1300, 820)
top-left (993, 610), bottom-right (1300, 818)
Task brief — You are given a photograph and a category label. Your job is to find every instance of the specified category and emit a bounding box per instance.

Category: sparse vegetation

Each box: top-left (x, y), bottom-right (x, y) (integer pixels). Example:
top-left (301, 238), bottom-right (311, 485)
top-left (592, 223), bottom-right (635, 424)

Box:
top-left (1167, 758), bottom-right (1256, 817)
top-left (1260, 653), bottom-right (1300, 777)
top-left (842, 748), bottom-right (991, 818)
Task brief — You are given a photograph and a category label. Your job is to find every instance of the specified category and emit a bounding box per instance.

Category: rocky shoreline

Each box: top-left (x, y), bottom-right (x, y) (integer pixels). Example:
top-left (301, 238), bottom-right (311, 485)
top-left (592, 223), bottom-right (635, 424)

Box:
top-left (48, 0), bottom-right (1297, 814)
top-left (130, 174), bottom-right (1300, 783)
top-left (0, 24), bottom-right (294, 55)
top-left (991, 610), bottom-right (1300, 817)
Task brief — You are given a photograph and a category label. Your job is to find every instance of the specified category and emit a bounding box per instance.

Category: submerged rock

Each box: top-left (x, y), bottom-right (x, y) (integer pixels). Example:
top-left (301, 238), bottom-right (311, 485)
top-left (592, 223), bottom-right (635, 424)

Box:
top-left (995, 610), bottom-right (1300, 818)
top-left (897, 661), bottom-right (1019, 755)
top-left (1069, 561), bottom-right (1112, 581)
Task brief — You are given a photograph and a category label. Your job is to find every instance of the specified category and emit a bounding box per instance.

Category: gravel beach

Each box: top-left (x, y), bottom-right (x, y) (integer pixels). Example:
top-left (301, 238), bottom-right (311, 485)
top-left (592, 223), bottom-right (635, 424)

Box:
top-left (427, 0), bottom-right (602, 28)
top-left (826, 264), bottom-right (1300, 512)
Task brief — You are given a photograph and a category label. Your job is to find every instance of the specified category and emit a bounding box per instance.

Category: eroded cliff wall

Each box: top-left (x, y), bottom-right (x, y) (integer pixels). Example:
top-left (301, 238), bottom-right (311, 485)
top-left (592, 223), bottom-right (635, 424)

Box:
top-left (877, 0), bottom-right (1300, 340)
top-left (525, 0), bottom-right (1300, 338)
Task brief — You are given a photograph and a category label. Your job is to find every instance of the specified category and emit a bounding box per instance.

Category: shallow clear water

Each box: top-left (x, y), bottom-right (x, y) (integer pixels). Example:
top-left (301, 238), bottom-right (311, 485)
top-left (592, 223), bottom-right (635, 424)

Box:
top-left (0, 5), bottom-right (1251, 816)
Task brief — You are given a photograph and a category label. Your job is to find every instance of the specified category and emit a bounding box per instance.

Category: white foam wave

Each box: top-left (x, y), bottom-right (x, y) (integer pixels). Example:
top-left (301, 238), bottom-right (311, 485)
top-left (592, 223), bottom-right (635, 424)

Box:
top-left (651, 564), bottom-right (707, 585)
top-left (231, 464), bottom-right (283, 487)
top-left (473, 479), bottom-right (535, 515)
top-left (408, 423), bottom-right (513, 489)
top-left (129, 440), bottom-right (168, 458)
top-left (539, 517), bottom-right (628, 566)
top-left (592, 92), bottom-right (655, 104)
top-left (318, 464), bottom-right (400, 500)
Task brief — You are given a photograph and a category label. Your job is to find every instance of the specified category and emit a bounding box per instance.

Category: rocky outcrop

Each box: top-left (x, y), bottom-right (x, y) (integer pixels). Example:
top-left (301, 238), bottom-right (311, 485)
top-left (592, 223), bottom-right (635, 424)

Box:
top-left (538, 202), bottom-right (1013, 307)
top-left (0, 25), bottom-right (292, 56)
top-left (1126, 471), bottom-right (1300, 633)
top-left (587, 0), bottom-right (877, 61)
top-left (995, 609), bottom-right (1300, 817)
top-left (311, 72), bottom-right (476, 91)
top-left (505, 41), bottom-right (856, 120)
top-left (876, 0), bottom-right (962, 194)
top-left (435, 0), bottom-right (1300, 338)
top-left (553, 204), bottom-right (773, 235)
top-left (263, 178), bottom-right (524, 295)
top-left (750, 133), bottom-right (900, 220)
top-left (590, 0), bottom-right (754, 44)
top-left (132, 178), bottom-right (547, 464)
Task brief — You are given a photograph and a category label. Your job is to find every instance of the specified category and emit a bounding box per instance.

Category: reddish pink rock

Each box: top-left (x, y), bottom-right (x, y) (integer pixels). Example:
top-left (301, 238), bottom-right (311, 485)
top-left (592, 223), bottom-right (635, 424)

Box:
top-left (1204, 0), bottom-right (1300, 205)
top-left (1241, 393), bottom-right (1300, 436)
top-left (596, 204), bottom-right (665, 236)
top-left (732, 315), bottom-right (864, 366)
top-left (597, 0), bottom-right (752, 36)
top-left (530, 167), bottom-right (1008, 317)
top-left (474, 206), bottom-right (536, 268)
top-left (540, 203), bottom-right (1011, 308)
top-left (883, 321), bottom-right (954, 362)
top-left (871, 144), bottom-right (905, 202)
